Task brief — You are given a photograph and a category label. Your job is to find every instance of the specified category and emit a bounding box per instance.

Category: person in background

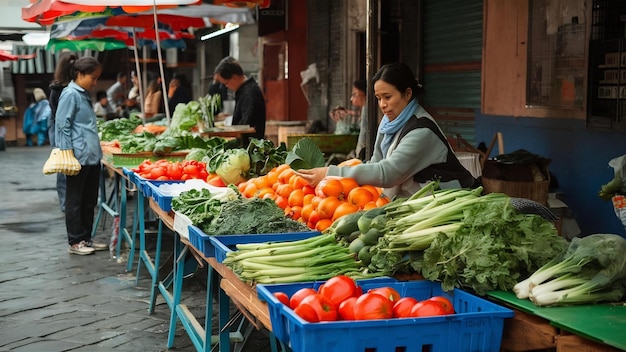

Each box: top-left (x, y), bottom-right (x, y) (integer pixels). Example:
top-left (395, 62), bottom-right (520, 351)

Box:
top-left (351, 79), bottom-right (369, 160)
top-left (48, 52), bottom-right (74, 213)
top-left (93, 90), bottom-right (115, 119)
top-left (33, 88), bottom-right (51, 146)
top-left (167, 74), bottom-right (191, 116)
top-left (22, 94), bottom-right (37, 146)
top-left (106, 71), bottom-right (127, 117)
top-left (55, 56), bottom-right (108, 255)
top-left (296, 62), bottom-right (477, 199)
top-left (144, 78), bottom-right (163, 119)
top-left (126, 71), bottom-right (141, 115)
top-left (213, 56), bottom-right (266, 143)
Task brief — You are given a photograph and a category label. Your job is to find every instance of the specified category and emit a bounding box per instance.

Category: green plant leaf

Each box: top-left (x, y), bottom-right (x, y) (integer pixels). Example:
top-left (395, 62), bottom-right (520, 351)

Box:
top-left (285, 138), bottom-right (325, 170)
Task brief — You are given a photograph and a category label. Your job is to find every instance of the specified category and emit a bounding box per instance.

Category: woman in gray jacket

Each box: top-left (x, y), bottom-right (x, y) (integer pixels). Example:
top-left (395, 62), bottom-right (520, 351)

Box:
top-left (297, 63), bottom-right (476, 198)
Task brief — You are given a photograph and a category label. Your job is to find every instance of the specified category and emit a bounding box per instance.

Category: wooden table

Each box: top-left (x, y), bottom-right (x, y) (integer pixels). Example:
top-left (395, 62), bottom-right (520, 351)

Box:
top-left (200, 126), bottom-right (256, 139)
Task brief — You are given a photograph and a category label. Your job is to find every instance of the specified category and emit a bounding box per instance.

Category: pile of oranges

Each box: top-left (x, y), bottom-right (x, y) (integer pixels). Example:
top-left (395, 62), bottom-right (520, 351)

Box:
top-left (237, 164), bottom-right (389, 231)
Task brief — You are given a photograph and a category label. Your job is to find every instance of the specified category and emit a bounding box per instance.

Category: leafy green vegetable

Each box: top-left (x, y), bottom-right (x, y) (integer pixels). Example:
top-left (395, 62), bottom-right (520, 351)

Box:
top-left (417, 197), bottom-right (567, 295)
top-left (246, 138), bottom-right (288, 178)
top-left (285, 137), bottom-right (326, 170)
top-left (207, 148), bottom-right (251, 185)
top-left (198, 94), bottom-right (221, 129)
top-left (514, 233), bottom-right (626, 306)
top-left (203, 198), bottom-right (310, 236)
top-left (171, 188), bottom-right (239, 228)
top-left (98, 116), bottom-right (142, 141)
top-left (118, 132), bottom-right (157, 153)
top-left (161, 101), bottom-right (202, 138)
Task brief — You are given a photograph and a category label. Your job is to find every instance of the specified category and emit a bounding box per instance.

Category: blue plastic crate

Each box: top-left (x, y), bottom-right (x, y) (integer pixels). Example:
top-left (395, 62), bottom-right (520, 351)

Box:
top-left (257, 279), bottom-right (514, 352)
top-left (146, 181), bottom-right (186, 212)
top-left (209, 231), bottom-right (321, 263)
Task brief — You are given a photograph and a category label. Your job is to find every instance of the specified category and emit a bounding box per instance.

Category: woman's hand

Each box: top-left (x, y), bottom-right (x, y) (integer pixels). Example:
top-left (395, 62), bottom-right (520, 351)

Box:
top-left (295, 167), bottom-right (328, 187)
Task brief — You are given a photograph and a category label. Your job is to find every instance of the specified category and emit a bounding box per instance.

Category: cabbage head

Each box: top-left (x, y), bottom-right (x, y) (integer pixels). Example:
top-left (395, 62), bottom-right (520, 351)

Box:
top-left (215, 148), bottom-right (250, 185)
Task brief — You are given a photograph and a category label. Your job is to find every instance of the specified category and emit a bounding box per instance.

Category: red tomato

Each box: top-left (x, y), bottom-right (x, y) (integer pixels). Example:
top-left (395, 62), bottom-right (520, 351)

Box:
top-left (289, 287), bottom-right (317, 310)
top-left (294, 302), bottom-right (320, 322)
top-left (368, 286), bottom-right (401, 302)
top-left (150, 166), bottom-right (167, 179)
top-left (298, 294), bottom-right (337, 322)
top-left (353, 293), bottom-right (394, 320)
top-left (156, 175), bottom-right (169, 181)
top-left (318, 275), bottom-right (358, 308)
top-left (273, 292), bottom-right (290, 306)
top-left (337, 296), bottom-right (357, 320)
top-left (392, 297), bottom-right (419, 318)
top-left (183, 164), bottom-right (200, 178)
top-left (167, 163), bottom-right (183, 180)
top-left (428, 296), bottom-right (454, 315)
top-left (353, 285), bottom-right (363, 297)
top-left (410, 300), bottom-right (446, 317)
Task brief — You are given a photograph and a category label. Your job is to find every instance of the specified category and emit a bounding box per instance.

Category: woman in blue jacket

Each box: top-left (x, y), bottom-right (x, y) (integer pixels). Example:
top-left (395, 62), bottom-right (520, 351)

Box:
top-left (55, 56), bottom-right (107, 255)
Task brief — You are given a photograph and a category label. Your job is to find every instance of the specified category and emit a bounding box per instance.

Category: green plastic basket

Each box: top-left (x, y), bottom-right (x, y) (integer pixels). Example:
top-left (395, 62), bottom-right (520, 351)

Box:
top-left (108, 152), bottom-right (187, 168)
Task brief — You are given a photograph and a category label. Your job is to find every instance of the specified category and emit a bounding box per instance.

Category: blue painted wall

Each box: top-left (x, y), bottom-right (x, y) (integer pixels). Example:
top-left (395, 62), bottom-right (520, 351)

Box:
top-left (475, 113), bottom-right (626, 237)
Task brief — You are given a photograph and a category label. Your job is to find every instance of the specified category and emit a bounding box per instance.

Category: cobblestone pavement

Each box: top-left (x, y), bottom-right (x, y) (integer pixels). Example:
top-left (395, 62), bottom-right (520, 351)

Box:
top-left (0, 147), bottom-right (272, 352)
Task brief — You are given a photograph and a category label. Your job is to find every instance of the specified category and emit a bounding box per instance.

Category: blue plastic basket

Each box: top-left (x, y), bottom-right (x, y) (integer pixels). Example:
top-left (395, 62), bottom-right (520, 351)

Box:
top-left (256, 279), bottom-right (514, 352)
top-left (147, 181), bottom-right (186, 212)
top-left (209, 231), bottom-right (321, 263)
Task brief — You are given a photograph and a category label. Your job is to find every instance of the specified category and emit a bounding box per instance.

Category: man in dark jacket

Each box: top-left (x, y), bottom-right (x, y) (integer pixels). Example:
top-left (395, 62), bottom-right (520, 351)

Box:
top-left (213, 56), bottom-right (266, 144)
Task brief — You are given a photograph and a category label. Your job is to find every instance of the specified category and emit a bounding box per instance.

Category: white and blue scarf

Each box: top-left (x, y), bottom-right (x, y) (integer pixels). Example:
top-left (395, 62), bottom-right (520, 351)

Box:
top-left (378, 98), bottom-right (419, 156)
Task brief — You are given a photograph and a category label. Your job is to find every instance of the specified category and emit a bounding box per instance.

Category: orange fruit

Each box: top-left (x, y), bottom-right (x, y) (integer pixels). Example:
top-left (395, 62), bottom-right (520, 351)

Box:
top-left (265, 170), bottom-right (279, 186)
top-left (276, 183), bottom-right (295, 198)
top-left (237, 180), bottom-right (249, 193)
top-left (361, 184), bottom-right (381, 199)
top-left (253, 175), bottom-right (270, 189)
top-left (278, 167), bottom-right (295, 184)
top-left (347, 187), bottom-right (375, 208)
top-left (274, 195), bottom-right (288, 209)
top-left (288, 189), bottom-right (305, 208)
top-left (302, 184), bottom-right (315, 195)
top-left (362, 201), bottom-right (378, 210)
top-left (315, 218), bottom-right (333, 232)
top-left (255, 187), bottom-right (275, 199)
top-left (290, 205), bottom-right (303, 221)
top-left (338, 158), bottom-right (362, 167)
top-left (339, 177), bottom-right (359, 196)
top-left (302, 193), bottom-right (315, 205)
top-left (242, 182), bottom-right (258, 198)
top-left (301, 203), bottom-right (314, 222)
top-left (274, 164), bottom-right (291, 175)
top-left (375, 193), bottom-right (390, 207)
top-left (307, 210), bottom-right (321, 229)
top-left (332, 202), bottom-right (360, 222)
top-left (315, 178), bottom-right (344, 198)
top-left (311, 195), bottom-right (323, 209)
top-left (289, 174), bottom-right (309, 189)
top-left (317, 196), bottom-right (342, 219)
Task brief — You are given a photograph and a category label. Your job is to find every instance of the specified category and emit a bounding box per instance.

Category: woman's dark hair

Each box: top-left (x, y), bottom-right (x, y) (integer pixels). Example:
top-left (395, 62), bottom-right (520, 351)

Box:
top-left (51, 52), bottom-right (76, 86)
top-left (353, 79), bottom-right (367, 94)
top-left (213, 56), bottom-right (244, 79)
top-left (146, 78), bottom-right (161, 94)
top-left (96, 91), bottom-right (107, 101)
top-left (70, 56), bottom-right (101, 80)
top-left (372, 63), bottom-right (424, 100)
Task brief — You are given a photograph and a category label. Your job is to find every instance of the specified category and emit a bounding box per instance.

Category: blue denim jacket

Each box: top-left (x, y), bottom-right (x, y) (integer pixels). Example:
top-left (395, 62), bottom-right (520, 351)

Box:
top-left (55, 81), bottom-right (102, 165)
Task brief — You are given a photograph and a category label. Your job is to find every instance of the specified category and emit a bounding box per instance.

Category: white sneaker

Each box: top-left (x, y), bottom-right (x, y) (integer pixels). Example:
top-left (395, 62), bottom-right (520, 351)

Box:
top-left (86, 240), bottom-right (109, 251)
top-left (68, 240), bottom-right (96, 255)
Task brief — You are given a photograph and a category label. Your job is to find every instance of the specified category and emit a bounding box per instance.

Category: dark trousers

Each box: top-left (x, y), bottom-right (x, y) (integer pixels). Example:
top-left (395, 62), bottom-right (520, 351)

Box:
top-left (65, 164), bottom-right (101, 246)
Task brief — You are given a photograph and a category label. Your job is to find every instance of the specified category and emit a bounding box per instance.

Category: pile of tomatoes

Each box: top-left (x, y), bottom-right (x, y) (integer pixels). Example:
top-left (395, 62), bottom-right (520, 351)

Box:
top-left (272, 275), bottom-right (455, 323)
top-left (238, 164), bottom-right (389, 231)
top-left (132, 159), bottom-right (209, 181)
